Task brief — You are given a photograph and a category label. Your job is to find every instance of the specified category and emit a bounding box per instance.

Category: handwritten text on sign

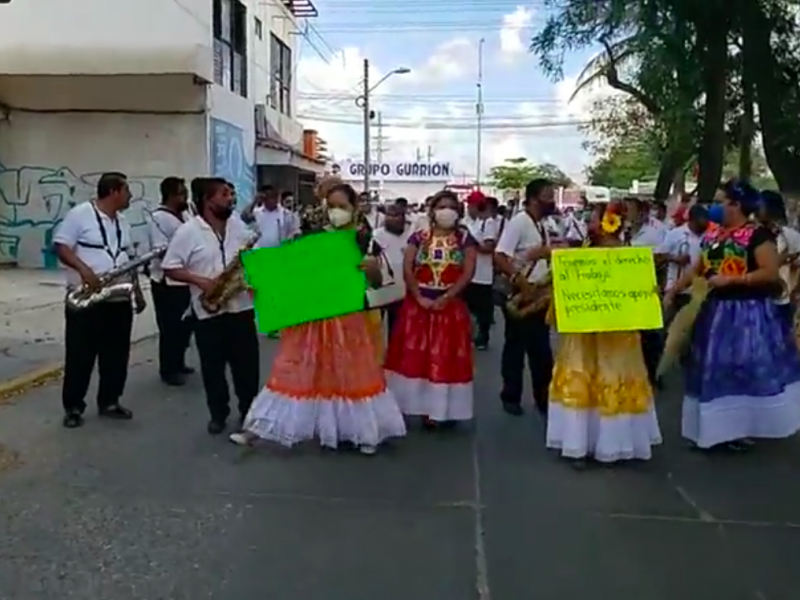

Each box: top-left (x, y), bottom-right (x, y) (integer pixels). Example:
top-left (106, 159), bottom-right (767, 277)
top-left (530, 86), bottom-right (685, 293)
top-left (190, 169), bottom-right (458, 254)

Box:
top-left (551, 247), bottom-right (663, 333)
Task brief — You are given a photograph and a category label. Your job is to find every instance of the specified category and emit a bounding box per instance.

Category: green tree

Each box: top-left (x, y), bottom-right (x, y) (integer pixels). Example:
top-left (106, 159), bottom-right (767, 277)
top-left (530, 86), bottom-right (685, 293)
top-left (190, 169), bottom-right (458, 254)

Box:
top-left (488, 158), bottom-right (572, 190)
top-left (585, 146), bottom-right (660, 189)
top-left (532, 162), bottom-right (573, 187)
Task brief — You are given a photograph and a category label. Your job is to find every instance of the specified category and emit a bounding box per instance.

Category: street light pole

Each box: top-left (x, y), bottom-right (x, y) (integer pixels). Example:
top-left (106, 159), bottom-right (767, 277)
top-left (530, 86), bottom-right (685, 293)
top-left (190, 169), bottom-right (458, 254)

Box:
top-left (476, 38), bottom-right (485, 190)
top-left (362, 58), bottom-right (371, 194)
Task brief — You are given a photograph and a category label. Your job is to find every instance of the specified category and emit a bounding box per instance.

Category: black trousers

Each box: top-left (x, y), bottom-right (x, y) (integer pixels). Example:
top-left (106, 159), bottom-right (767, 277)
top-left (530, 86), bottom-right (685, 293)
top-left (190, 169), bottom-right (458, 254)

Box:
top-left (500, 307), bottom-right (553, 411)
top-left (640, 329), bottom-right (663, 384)
top-left (464, 282), bottom-right (494, 344)
top-left (194, 310), bottom-right (260, 424)
top-left (62, 301), bottom-right (133, 414)
top-left (151, 281), bottom-right (193, 377)
top-left (382, 300), bottom-right (402, 340)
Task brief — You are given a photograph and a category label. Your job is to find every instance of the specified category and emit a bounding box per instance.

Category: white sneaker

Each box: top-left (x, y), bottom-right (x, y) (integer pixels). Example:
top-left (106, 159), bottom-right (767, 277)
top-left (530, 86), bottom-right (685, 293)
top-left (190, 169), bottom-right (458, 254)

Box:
top-left (229, 432), bottom-right (252, 446)
top-left (359, 445), bottom-right (377, 455)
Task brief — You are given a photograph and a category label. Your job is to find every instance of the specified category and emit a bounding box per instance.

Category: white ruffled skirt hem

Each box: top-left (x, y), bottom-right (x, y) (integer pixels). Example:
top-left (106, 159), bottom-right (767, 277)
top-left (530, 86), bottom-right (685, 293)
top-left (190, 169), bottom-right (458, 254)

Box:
top-left (243, 387), bottom-right (407, 449)
top-left (546, 402), bottom-right (662, 462)
top-left (682, 381), bottom-right (800, 448)
top-left (385, 372), bottom-right (473, 421)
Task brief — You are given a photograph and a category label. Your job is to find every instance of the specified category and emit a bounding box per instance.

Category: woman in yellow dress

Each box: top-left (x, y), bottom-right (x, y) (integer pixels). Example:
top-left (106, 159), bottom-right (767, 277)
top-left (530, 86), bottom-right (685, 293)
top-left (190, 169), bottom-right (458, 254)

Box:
top-left (546, 201), bottom-right (662, 468)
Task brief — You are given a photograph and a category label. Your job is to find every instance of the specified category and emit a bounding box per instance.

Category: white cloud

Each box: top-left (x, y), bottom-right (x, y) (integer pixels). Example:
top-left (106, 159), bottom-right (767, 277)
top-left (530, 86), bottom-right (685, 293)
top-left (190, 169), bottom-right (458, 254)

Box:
top-left (499, 6), bottom-right (533, 58)
top-left (295, 46), bottom-right (604, 183)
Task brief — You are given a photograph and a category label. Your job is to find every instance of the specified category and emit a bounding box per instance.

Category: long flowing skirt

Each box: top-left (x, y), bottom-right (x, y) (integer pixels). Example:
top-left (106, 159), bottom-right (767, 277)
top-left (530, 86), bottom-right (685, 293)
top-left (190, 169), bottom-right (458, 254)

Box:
top-left (384, 294), bottom-right (473, 421)
top-left (242, 312), bottom-right (406, 448)
top-left (683, 297), bottom-right (800, 448)
top-left (547, 331), bottom-right (661, 462)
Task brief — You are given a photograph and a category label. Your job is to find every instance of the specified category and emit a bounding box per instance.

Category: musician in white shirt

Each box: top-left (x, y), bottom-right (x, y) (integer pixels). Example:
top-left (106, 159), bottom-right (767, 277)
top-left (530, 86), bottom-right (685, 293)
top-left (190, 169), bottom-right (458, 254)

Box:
top-left (53, 172), bottom-right (136, 429)
top-left (162, 177), bottom-right (260, 436)
top-left (359, 192), bottom-right (385, 230)
top-left (148, 176), bottom-right (194, 386)
top-left (372, 203), bottom-right (412, 336)
top-left (242, 185), bottom-right (300, 248)
top-left (758, 191), bottom-right (800, 324)
top-left (657, 205), bottom-right (709, 315)
top-left (494, 178), bottom-right (556, 416)
top-left (463, 192), bottom-right (498, 349)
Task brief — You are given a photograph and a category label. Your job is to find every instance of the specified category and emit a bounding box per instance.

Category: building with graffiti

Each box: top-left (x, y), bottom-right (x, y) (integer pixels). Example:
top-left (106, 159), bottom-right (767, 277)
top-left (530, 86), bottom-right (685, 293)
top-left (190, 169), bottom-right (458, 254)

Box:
top-left (0, 0), bottom-right (323, 269)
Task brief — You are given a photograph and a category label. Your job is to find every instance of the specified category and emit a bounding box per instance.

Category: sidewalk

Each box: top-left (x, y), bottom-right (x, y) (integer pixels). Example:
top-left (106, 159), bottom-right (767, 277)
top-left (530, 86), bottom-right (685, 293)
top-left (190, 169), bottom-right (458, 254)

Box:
top-left (0, 269), bottom-right (158, 387)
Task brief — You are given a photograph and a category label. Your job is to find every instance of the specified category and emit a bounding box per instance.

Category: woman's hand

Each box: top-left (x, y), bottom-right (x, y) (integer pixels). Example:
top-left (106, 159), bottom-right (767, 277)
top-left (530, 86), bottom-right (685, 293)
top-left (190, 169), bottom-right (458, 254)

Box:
top-left (663, 290), bottom-right (675, 310)
top-left (359, 256), bottom-right (381, 280)
top-left (430, 294), bottom-right (452, 310)
top-left (707, 274), bottom-right (734, 288)
top-left (416, 296), bottom-right (434, 309)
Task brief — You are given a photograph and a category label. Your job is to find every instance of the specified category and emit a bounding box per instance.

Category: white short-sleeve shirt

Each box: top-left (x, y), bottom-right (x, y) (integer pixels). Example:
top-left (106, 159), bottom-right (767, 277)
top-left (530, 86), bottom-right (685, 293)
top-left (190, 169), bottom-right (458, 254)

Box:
top-left (495, 211), bottom-right (550, 283)
top-left (148, 207), bottom-right (188, 286)
top-left (254, 205), bottom-right (300, 249)
top-left (467, 217), bottom-right (499, 285)
top-left (777, 225), bottom-right (800, 305)
top-left (656, 223), bottom-right (703, 295)
top-left (53, 202), bottom-right (133, 290)
top-left (161, 215), bottom-right (255, 320)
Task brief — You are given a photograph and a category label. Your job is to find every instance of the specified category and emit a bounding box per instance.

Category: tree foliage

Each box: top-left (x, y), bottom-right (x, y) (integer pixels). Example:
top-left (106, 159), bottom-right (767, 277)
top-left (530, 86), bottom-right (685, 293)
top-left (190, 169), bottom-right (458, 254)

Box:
top-left (488, 158), bottom-right (573, 190)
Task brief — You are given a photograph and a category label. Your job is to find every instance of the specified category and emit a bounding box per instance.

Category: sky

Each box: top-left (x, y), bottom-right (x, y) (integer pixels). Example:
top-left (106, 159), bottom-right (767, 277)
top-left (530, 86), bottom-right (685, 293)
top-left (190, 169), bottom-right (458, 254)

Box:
top-left (294, 0), bottom-right (614, 182)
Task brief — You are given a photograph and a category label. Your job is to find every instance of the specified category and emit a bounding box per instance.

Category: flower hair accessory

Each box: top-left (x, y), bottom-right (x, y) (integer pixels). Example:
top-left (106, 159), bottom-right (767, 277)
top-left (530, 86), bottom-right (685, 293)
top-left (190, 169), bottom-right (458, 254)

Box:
top-left (600, 203), bottom-right (623, 234)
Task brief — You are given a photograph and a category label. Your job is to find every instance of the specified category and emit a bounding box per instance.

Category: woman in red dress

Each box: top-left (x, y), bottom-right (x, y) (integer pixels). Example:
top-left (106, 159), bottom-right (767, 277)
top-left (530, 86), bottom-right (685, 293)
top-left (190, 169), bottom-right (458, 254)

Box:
top-left (384, 190), bottom-right (477, 427)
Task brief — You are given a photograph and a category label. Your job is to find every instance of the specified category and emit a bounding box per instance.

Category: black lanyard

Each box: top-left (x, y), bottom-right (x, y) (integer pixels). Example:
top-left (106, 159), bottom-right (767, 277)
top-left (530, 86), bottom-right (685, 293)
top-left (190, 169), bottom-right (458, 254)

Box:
top-left (152, 207), bottom-right (184, 240)
top-left (200, 217), bottom-right (227, 266)
top-left (91, 205), bottom-right (123, 262)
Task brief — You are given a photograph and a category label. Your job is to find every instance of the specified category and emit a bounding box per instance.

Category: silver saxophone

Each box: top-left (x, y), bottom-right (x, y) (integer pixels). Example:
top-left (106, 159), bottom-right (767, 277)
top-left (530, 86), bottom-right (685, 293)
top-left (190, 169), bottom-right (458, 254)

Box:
top-left (65, 246), bottom-right (168, 312)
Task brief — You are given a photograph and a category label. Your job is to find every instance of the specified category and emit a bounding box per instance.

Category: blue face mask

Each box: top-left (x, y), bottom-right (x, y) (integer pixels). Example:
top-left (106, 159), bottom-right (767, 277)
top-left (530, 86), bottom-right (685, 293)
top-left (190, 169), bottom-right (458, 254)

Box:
top-left (708, 204), bottom-right (724, 224)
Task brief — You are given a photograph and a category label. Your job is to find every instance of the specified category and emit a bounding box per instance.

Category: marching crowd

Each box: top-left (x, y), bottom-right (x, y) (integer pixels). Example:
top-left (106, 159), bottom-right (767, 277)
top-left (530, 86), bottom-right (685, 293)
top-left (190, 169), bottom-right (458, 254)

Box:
top-left (50, 172), bottom-right (800, 468)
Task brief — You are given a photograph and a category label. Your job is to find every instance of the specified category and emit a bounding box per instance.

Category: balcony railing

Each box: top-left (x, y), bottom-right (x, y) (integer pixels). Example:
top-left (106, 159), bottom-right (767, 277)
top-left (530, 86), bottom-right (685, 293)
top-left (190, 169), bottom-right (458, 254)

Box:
top-left (283, 0), bottom-right (317, 17)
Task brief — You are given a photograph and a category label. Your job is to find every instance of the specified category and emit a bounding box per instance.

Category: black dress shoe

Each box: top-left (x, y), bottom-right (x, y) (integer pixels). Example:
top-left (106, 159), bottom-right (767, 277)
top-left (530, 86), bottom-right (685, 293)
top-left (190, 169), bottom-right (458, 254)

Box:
top-left (180, 366), bottom-right (196, 375)
top-left (207, 420), bottom-right (226, 435)
top-left (161, 373), bottom-right (187, 387)
top-left (63, 413), bottom-right (84, 429)
top-left (502, 401), bottom-right (524, 416)
top-left (99, 405), bottom-right (133, 420)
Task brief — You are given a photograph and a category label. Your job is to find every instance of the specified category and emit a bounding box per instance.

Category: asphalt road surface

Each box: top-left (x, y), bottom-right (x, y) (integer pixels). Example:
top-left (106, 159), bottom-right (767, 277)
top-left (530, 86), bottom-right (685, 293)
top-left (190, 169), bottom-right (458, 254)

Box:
top-left (1, 329), bottom-right (799, 600)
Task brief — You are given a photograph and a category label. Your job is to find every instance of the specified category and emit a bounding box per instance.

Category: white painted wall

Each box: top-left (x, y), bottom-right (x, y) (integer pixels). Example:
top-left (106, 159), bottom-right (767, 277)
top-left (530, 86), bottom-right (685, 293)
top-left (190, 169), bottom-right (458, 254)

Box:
top-left (0, 111), bottom-right (207, 267)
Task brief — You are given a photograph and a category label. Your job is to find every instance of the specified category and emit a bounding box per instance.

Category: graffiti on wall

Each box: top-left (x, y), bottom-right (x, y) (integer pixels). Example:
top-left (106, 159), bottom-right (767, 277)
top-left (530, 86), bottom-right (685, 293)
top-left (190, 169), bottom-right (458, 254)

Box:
top-left (210, 117), bottom-right (255, 211)
top-left (0, 163), bottom-right (163, 268)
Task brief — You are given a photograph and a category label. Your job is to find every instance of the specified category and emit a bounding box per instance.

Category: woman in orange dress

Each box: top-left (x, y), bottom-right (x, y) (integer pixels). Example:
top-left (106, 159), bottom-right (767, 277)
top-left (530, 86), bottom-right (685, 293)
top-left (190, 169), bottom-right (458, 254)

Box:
top-left (230, 183), bottom-right (406, 455)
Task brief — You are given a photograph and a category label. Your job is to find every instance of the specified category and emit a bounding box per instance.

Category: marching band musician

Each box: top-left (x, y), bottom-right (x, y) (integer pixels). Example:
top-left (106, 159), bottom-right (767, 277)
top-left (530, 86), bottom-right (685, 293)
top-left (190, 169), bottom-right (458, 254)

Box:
top-left (241, 185), bottom-right (300, 248)
top-left (53, 172), bottom-right (136, 429)
top-left (148, 177), bottom-right (194, 386)
top-left (161, 177), bottom-right (260, 436)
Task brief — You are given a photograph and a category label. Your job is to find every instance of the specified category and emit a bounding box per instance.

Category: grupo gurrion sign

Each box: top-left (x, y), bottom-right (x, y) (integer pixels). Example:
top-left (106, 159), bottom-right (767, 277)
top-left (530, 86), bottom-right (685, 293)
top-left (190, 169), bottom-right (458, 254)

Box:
top-left (341, 160), bottom-right (452, 181)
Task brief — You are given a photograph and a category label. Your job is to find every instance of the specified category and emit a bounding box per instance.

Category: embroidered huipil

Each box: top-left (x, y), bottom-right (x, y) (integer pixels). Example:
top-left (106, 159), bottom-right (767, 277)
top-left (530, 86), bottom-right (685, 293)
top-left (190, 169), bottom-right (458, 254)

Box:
top-left (411, 229), bottom-right (470, 299)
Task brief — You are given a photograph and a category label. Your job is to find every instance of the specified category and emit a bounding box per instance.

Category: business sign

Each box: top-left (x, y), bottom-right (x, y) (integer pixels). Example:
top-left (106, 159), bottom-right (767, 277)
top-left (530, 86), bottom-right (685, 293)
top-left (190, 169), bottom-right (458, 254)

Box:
top-left (341, 160), bottom-right (452, 181)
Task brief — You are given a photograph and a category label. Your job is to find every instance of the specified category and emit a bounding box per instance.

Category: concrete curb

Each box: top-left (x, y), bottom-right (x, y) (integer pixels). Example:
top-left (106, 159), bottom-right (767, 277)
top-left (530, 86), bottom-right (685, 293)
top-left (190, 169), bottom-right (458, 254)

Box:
top-left (0, 333), bottom-right (158, 401)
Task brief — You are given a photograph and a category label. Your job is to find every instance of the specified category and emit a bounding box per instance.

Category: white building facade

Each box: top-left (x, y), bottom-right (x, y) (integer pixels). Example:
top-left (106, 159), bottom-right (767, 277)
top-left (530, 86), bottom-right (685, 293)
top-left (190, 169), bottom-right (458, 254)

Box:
top-left (337, 159), bottom-right (457, 203)
top-left (0, 0), bottom-right (319, 268)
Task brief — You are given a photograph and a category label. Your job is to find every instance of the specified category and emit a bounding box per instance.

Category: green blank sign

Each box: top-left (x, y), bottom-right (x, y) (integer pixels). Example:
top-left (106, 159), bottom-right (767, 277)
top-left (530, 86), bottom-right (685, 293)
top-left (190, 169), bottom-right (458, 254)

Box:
top-left (241, 229), bottom-right (368, 332)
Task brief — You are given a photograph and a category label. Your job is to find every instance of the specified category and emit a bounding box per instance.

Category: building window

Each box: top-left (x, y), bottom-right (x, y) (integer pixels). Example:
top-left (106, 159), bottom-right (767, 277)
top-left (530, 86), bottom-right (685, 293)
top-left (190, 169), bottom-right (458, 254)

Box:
top-left (255, 17), bottom-right (263, 39)
top-left (270, 34), bottom-right (292, 116)
top-left (213, 0), bottom-right (248, 97)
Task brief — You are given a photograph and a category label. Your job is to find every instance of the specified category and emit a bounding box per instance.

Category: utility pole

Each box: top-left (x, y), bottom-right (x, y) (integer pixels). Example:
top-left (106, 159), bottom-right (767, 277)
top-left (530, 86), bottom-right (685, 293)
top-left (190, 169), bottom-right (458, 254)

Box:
top-left (415, 147), bottom-right (422, 161)
top-left (362, 58), bottom-right (371, 194)
top-left (427, 145), bottom-right (433, 163)
top-left (476, 38), bottom-right (485, 189)
top-left (374, 111), bottom-right (388, 162)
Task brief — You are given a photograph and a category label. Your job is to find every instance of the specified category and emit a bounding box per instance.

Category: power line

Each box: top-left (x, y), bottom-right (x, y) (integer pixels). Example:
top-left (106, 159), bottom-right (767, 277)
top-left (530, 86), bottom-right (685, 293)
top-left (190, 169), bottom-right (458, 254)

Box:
top-left (297, 114), bottom-right (588, 129)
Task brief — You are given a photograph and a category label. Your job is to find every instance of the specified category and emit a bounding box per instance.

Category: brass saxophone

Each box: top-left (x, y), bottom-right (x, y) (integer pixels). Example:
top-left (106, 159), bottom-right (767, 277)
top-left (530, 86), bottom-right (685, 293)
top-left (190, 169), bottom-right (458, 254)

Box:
top-left (200, 233), bottom-right (259, 314)
top-left (505, 272), bottom-right (553, 319)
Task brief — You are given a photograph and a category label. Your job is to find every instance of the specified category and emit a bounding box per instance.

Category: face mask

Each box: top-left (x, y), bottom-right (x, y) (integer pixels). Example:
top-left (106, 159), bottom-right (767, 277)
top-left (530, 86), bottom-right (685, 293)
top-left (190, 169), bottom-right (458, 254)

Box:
top-left (434, 208), bottom-right (459, 228)
top-left (328, 207), bottom-right (353, 228)
top-left (211, 204), bottom-right (233, 220)
top-left (708, 204), bottom-right (724, 224)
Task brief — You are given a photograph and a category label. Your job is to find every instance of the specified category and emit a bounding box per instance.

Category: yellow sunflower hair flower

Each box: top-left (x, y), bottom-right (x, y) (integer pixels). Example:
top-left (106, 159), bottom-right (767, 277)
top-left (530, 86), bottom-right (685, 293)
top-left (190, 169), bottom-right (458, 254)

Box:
top-left (600, 211), bottom-right (622, 233)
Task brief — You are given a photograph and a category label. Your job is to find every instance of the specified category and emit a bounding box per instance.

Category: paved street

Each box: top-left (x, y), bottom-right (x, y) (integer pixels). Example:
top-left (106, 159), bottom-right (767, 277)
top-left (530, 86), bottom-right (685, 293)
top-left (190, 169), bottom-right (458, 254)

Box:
top-left (1, 331), bottom-right (800, 600)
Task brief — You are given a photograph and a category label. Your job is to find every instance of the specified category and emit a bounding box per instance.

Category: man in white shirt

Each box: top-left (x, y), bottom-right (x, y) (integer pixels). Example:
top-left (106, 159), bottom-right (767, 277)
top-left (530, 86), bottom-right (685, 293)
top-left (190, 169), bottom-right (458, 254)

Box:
top-left (626, 197), bottom-right (667, 385)
top-left (359, 192), bottom-right (385, 230)
top-left (494, 178), bottom-right (556, 417)
top-left (657, 204), bottom-right (709, 316)
top-left (759, 191), bottom-right (800, 323)
top-left (53, 172), bottom-right (136, 429)
top-left (242, 185), bottom-right (300, 248)
top-left (162, 177), bottom-right (260, 436)
top-left (464, 193), bottom-right (498, 350)
top-left (371, 203), bottom-right (412, 336)
top-left (148, 176), bottom-right (194, 386)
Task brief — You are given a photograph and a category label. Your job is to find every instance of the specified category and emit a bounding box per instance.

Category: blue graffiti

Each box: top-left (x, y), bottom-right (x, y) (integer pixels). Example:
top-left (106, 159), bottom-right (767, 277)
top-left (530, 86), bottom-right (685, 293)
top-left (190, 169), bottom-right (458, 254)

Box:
top-left (0, 163), bottom-right (162, 268)
top-left (210, 117), bottom-right (255, 211)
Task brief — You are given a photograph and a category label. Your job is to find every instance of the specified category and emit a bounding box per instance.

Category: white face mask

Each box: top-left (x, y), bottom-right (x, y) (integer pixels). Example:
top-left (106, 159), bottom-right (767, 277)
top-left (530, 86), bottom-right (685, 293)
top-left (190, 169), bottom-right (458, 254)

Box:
top-left (434, 208), bottom-right (459, 228)
top-left (328, 207), bottom-right (353, 228)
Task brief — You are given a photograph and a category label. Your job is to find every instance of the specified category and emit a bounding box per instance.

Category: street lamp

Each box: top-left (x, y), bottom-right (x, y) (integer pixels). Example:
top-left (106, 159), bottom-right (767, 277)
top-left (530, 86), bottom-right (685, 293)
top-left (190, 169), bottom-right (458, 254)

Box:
top-left (357, 61), bottom-right (411, 194)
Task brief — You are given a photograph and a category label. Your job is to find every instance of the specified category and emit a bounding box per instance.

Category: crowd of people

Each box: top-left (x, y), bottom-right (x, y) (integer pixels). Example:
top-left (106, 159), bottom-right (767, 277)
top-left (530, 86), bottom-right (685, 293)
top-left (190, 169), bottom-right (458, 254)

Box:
top-left (50, 171), bottom-right (800, 467)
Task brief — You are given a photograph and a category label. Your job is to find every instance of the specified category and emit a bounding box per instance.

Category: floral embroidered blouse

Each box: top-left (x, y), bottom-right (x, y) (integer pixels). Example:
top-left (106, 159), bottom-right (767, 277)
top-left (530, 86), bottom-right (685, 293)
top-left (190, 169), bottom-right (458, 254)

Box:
top-left (700, 223), bottom-right (777, 299)
top-left (409, 227), bottom-right (476, 299)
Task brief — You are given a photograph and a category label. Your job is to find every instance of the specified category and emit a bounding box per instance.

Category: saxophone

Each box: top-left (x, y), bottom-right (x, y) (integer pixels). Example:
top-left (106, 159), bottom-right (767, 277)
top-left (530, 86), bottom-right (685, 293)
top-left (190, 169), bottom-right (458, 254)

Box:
top-left (200, 232), bottom-right (259, 314)
top-left (65, 246), bottom-right (167, 311)
top-left (505, 272), bottom-right (553, 319)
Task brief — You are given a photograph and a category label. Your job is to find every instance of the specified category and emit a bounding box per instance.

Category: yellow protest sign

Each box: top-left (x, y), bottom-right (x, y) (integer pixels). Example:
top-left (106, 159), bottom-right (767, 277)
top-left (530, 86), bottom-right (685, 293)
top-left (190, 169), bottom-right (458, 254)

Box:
top-left (551, 247), bottom-right (663, 333)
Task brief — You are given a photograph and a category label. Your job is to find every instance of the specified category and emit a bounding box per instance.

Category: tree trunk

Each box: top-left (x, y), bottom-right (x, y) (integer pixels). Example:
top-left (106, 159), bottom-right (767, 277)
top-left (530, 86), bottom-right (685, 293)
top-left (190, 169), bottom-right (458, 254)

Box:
top-left (654, 149), bottom-right (682, 200)
top-left (739, 70), bottom-right (755, 180)
top-left (696, 19), bottom-right (730, 200)
top-left (741, 0), bottom-right (800, 195)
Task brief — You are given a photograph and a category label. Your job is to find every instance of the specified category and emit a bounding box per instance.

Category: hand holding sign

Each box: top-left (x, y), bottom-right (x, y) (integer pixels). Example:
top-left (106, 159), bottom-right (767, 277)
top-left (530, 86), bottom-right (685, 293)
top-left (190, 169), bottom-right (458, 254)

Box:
top-left (551, 247), bottom-right (663, 333)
